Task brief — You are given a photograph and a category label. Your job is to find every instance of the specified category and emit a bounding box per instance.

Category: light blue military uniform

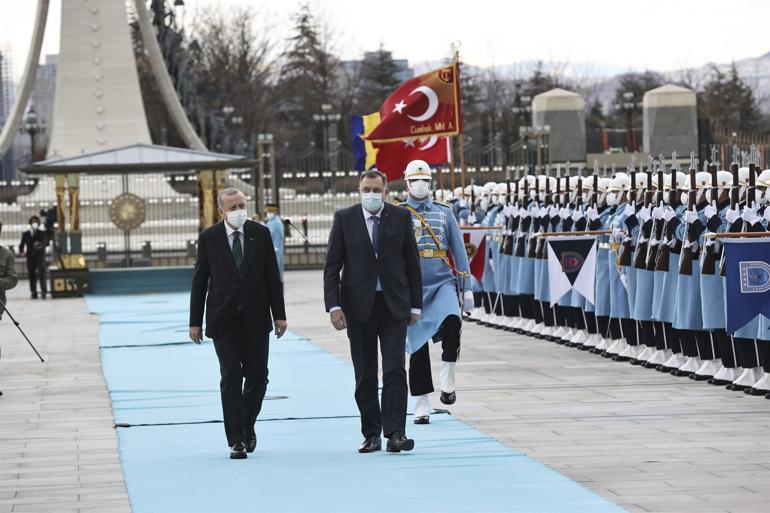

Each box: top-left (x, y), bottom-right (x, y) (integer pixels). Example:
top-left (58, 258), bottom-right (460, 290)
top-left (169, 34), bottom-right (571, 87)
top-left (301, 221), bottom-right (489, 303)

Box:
top-left (672, 205), bottom-right (707, 331)
top-left (608, 201), bottom-right (632, 319)
top-left (403, 197), bottom-right (471, 354)
top-left (266, 214), bottom-right (285, 282)
top-left (632, 209), bottom-right (656, 322)
top-left (481, 205), bottom-right (502, 305)
top-left (514, 201), bottom-right (537, 297)
top-left (699, 205), bottom-right (729, 330)
top-left (593, 206), bottom-right (616, 317)
top-left (652, 204), bottom-right (686, 324)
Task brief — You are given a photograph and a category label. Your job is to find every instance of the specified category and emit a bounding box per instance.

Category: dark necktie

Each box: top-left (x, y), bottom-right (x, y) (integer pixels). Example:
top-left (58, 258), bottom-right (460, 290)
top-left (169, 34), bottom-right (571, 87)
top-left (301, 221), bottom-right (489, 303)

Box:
top-left (232, 231), bottom-right (243, 274)
top-left (371, 216), bottom-right (379, 255)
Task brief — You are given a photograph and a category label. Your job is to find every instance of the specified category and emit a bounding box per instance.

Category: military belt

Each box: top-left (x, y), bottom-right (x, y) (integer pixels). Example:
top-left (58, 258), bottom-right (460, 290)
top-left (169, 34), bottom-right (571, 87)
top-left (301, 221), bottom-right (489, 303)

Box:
top-left (598, 243), bottom-right (612, 249)
top-left (419, 249), bottom-right (447, 259)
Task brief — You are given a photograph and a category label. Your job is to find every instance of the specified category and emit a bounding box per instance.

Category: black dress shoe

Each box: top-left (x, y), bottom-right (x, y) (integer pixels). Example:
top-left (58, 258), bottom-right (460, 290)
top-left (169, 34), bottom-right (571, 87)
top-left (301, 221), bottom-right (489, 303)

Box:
top-left (670, 369), bottom-right (689, 377)
top-left (230, 442), bottom-right (247, 459)
top-left (386, 432), bottom-right (414, 453)
top-left (708, 377), bottom-right (730, 386)
top-left (745, 387), bottom-right (770, 396)
top-left (358, 436), bottom-right (381, 453)
top-left (413, 416), bottom-right (430, 425)
top-left (440, 391), bottom-right (456, 405)
top-left (243, 431), bottom-right (257, 453)
top-left (612, 355), bottom-right (630, 362)
top-left (692, 374), bottom-right (711, 381)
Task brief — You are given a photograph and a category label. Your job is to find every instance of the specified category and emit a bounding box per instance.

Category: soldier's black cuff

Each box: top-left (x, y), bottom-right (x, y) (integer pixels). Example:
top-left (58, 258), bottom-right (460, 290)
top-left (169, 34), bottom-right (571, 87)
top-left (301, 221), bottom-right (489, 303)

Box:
top-left (666, 218), bottom-right (681, 232)
top-left (624, 215), bottom-right (638, 230)
top-left (588, 219), bottom-right (602, 231)
top-left (562, 219), bottom-right (574, 231)
top-left (641, 219), bottom-right (653, 237)
top-left (549, 217), bottom-right (560, 229)
top-left (575, 218), bottom-right (588, 231)
top-left (688, 219), bottom-right (706, 239)
top-left (706, 215), bottom-right (721, 232)
top-left (729, 219), bottom-right (743, 232)
top-left (749, 221), bottom-right (765, 232)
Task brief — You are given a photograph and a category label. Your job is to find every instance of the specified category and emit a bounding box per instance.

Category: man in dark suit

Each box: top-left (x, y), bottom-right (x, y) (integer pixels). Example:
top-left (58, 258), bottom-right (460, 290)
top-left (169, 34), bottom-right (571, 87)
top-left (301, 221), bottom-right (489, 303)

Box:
top-left (18, 216), bottom-right (48, 299)
top-left (324, 170), bottom-right (422, 453)
top-left (189, 187), bottom-right (287, 460)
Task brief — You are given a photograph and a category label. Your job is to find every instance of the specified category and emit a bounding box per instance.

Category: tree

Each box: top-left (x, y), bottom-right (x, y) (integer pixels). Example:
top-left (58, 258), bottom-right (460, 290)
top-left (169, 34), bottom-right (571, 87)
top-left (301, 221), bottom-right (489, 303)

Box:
top-left (700, 63), bottom-right (763, 133)
top-left (356, 44), bottom-right (402, 115)
top-left (275, 4), bottom-right (340, 149)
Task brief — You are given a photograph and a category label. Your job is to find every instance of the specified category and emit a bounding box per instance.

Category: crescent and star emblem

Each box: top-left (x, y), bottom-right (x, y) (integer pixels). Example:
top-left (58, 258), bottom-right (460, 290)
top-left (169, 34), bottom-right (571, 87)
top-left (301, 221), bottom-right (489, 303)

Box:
top-left (407, 86), bottom-right (439, 122)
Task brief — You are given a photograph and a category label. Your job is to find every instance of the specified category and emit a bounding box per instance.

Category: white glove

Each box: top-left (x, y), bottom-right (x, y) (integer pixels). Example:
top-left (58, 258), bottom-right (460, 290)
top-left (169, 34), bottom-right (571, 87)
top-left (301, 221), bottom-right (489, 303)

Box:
top-left (520, 208), bottom-right (530, 219)
top-left (683, 209), bottom-right (698, 224)
top-left (571, 208), bottom-right (584, 222)
top-left (467, 212), bottom-right (477, 225)
top-left (742, 206), bottom-right (760, 225)
top-left (704, 204), bottom-right (717, 220)
top-left (488, 258), bottom-right (495, 272)
top-left (549, 205), bottom-right (559, 218)
top-left (539, 207), bottom-right (549, 218)
top-left (530, 206), bottom-right (540, 218)
top-left (458, 198), bottom-right (467, 208)
top-left (638, 206), bottom-right (651, 224)
top-left (663, 207), bottom-right (676, 223)
top-left (586, 206), bottom-right (599, 221)
top-left (623, 203), bottom-right (636, 218)
top-left (462, 289), bottom-right (474, 313)
top-left (612, 228), bottom-right (623, 241)
top-left (652, 205), bottom-right (664, 220)
top-left (726, 207), bottom-right (740, 224)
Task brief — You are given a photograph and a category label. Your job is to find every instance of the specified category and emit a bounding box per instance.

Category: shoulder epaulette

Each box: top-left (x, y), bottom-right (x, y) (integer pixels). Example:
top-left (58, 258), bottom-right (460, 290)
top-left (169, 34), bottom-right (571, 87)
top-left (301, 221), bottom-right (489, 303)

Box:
top-left (433, 201), bottom-right (452, 208)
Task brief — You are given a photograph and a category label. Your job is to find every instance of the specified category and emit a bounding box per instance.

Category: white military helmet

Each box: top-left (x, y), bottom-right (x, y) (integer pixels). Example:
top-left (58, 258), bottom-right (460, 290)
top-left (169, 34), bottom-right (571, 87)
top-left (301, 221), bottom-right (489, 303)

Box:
top-left (403, 160), bottom-right (432, 181)
top-left (493, 182), bottom-right (508, 194)
top-left (483, 181), bottom-right (498, 195)
top-left (663, 174), bottom-right (672, 191)
top-left (464, 184), bottom-right (474, 196)
top-left (716, 171), bottom-right (732, 189)
top-left (473, 184), bottom-right (485, 197)
top-left (568, 175), bottom-right (582, 190)
top-left (694, 171), bottom-right (711, 189)
top-left (597, 177), bottom-right (611, 192)
top-left (738, 167), bottom-right (750, 185)
top-left (757, 169), bottom-right (770, 188)
top-left (453, 186), bottom-right (464, 198)
top-left (675, 171), bottom-right (687, 189)
top-left (633, 172), bottom-right (649, 189)
top-left (608, 172), bottom-right (630, 192)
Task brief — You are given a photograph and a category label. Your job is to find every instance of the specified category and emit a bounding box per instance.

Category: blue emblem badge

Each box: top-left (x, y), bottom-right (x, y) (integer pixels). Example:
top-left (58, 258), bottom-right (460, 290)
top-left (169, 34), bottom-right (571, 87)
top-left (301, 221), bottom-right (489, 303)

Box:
top-left (739, 261), bottom-right (770, 294)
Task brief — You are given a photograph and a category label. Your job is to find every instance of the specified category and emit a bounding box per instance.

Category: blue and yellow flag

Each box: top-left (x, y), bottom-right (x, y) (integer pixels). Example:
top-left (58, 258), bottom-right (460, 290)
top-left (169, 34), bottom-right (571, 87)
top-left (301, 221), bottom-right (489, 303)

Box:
top-left (351, 112), bottom-right (380, 172)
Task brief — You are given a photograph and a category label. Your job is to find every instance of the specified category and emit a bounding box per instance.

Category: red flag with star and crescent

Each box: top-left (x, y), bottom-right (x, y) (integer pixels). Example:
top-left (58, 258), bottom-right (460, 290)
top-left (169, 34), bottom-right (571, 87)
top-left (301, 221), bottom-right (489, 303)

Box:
top-left (447, 228), bottom-right (486, 282)
top-left (374, 136), bottom-right (451, 181)
top-left (365, 63), bottom-right (462, 143)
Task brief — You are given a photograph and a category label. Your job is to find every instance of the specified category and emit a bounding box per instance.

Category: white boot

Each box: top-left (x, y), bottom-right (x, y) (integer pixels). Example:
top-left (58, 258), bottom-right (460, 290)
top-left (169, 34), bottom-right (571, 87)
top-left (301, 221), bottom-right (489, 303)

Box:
top-left (693, 359), bottom-right (721, 380)
top-left (413, 394), bottom-right (432, 424)
top-left (711, 365), bottom-right (740, 384)
top-left (560, 328), bottom-right (575, 342)
top-left (594, 337), bottom-right (612, 351)
top-left (541, 326), bottom-right (555, 338)
top-left (582, 333), bottom-right (600, 348)
top-left (637, 345), bottom-right (656, 362)
top-left (662, 352), bottom-right (688, 370)
top-left (618, 344), bottom-right (642, 360)
top-left (440, 361), bottom-right (457, 405)
top-left (605, 338), bottom-right (628, 355)
top-left (646, 348), bottom-right (673, 366)
top-left (552, 326), bottom-right (568, 339)
top-left (748, 372), bottom-right (770, 393)
top-left (531, 322), bottom-right (544, 335)
top-left (677, 356), bottom-right (703, 374)
top-left (732, 367), bottom-right (764, 388)
top-left (570, 330), bottom-right (588, 344)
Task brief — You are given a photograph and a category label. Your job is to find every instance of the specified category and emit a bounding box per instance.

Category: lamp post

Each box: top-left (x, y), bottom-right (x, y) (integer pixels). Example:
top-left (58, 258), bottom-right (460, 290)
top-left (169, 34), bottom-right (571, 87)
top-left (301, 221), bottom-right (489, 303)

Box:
top-left (21, 105), bottom-right (45, 164)
top-left (313, 103), bottom-right (341, 171)
top-left (256, 133), bottom-right (275, 215)
top-left (614, 91), bottom-right (642, 152)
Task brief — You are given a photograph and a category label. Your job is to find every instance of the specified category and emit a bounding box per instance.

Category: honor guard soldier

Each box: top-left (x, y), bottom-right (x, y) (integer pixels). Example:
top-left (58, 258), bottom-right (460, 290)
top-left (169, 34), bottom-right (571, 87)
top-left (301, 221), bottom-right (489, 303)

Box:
top-left (265, 203), bottom-right (285, 282)
top-left (400, 160), bottom-right (474, 424)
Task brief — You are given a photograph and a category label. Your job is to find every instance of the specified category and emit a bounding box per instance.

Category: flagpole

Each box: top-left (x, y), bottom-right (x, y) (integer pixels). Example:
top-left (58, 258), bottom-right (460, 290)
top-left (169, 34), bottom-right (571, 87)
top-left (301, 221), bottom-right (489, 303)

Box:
top-left (447, 137), bottom-right (455, 191)
top-left (451, 41), bottom-right (466, 195)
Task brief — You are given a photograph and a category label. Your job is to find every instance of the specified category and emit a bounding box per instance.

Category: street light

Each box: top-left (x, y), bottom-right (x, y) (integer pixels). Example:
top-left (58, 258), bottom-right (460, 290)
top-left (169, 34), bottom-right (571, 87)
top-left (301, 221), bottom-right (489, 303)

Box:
top-left (614, 91), bottom-right (642, 152)
top-left (21, 105), bottom-right (45, 163)
top-left (314, 104), bottom-right (341, 172)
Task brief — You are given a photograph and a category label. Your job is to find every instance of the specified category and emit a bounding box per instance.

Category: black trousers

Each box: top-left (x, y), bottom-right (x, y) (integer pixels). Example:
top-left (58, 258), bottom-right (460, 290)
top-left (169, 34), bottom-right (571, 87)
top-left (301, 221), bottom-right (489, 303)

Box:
top-left (409, 315), bottom-right (461, 396)
top-left (346, 293), bottom-right (408, 438)
top-left (212, 314), bottom-right (269, 447)
top-left (26, 255), bottom-right (47, 295)
top-left (734, 338), bottom-right (759, 368)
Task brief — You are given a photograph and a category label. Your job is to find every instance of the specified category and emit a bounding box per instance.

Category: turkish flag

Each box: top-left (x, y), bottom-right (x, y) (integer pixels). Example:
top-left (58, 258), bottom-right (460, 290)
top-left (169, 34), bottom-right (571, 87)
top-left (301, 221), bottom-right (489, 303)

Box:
top-left (366, 63), bottom-right (462, 143)
top-left (449, 228), bottom-right (486, 282)
top-left (374, 136), bottom-right (450, 182)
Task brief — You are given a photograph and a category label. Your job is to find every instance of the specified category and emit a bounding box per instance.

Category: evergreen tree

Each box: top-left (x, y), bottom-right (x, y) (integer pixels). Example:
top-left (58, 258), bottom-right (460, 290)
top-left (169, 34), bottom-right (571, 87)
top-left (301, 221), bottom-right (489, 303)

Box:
top-left (357, 44), bottom-right (402, 115)
top-left (701, 63), bottom-right (762, 132)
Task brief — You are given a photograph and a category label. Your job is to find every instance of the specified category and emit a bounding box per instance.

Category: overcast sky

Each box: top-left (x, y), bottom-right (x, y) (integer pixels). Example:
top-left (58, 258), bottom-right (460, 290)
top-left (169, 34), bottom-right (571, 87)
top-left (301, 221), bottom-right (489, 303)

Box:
top-left (2, 0), bottom-right (769, 81)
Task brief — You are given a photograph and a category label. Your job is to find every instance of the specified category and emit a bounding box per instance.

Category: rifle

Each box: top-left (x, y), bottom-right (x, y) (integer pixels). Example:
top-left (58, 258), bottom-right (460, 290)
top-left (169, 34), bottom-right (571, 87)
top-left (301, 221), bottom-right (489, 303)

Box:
top-left (645, 159), bottom-right (665, 270)
top-left (536, 169), bottom-right (552, 260)
top-left (701, 148), bottom-right (720, 275)
top-left (633, 161), bottom-right (654, 269)
top-left (469, 178), bottom-right (477, 223)
top-left (618, 157), bottom-right (637, 266)
top-left (718, 147), bottom-right (741, 276)
top-left (655, 151), bottom-right (680, 271)
top-left (501, 169), bottom-right (515, 255)
top-left (591, 160), bottom-right (600, 209)
top-left (527, 173), bottom-right (541, 259)
top-left (678, 152), bottom-right (698, 275)
top-left (515, 167), bottom-right (529, 258)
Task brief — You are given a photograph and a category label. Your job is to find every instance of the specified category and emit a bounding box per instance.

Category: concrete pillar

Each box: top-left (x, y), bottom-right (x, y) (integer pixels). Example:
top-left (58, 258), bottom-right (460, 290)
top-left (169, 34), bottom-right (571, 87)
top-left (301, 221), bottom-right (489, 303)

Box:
top-left (532, 88), bottom-right (586, 163)
top-left (643, 84), bottom-right (698, 157)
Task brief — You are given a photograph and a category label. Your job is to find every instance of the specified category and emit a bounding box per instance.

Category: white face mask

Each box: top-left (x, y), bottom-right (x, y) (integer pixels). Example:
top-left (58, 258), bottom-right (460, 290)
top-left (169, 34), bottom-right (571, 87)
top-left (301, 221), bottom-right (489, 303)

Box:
top-left (696, 189), bottom-right (706, 204)
top-left (361, 192), bottom-right (383, 212)
top-left (408, 180), bottom-right (431, 199)
top-left (226, 209), bottom-right (248, 229)
top-left (606, 192), bottom-right (619, 206)
top-left (538, 192), bottom-right (546, 202)
top-left (680, 194), bottom-right (689, 207)
top-left (479, 198), bottom-right (489, 211)
top-left (31, 222), bottom-right (39, 230)
top-left (582, 191), bottom-right (591, 203)
top-left (266, 212), bottom-right (276, 221)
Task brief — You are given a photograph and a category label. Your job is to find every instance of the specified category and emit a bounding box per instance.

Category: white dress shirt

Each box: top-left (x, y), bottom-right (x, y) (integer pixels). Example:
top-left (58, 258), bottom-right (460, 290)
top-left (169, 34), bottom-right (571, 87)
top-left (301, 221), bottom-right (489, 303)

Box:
top-left (330, 205), bottom-right (420, 316)
top-left (224, 221), bottom-right (244, 257)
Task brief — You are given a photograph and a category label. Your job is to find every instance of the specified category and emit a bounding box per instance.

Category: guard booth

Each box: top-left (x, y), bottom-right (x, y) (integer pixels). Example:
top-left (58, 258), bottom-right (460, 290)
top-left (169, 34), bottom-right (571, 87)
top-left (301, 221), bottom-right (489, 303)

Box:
top-left (21, 143), bottom-right (258, 297)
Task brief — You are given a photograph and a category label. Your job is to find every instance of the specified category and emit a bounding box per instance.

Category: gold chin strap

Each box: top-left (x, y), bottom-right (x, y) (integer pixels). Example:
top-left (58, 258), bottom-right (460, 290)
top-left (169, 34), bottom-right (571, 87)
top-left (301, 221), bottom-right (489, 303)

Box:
top-left (404, 204), bottom-right (469, 277)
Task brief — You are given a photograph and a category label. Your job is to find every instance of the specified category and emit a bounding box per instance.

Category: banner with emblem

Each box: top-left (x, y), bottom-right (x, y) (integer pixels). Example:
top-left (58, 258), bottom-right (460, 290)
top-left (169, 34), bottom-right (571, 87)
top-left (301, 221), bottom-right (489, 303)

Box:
top-left (451, 227), bottom-right (487, 282)
top-left (546, 236), bottom-right (597, 305)
top-left (365, 63), bottom-right (462, 143)
top-left (723, 237), bottom-right (770, 333)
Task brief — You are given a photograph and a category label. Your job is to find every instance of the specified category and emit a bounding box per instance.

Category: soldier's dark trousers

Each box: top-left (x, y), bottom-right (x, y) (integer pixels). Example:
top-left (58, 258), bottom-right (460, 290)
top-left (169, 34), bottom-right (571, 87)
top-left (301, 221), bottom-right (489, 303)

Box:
top-left (715, 330), bottom-right (737, 368)
top-left (409, 315), bottom-right (461, 397)
top-left (734, 338), bottom-right (760, 368)
top-left (694, 331), bottom-right (718, 360)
